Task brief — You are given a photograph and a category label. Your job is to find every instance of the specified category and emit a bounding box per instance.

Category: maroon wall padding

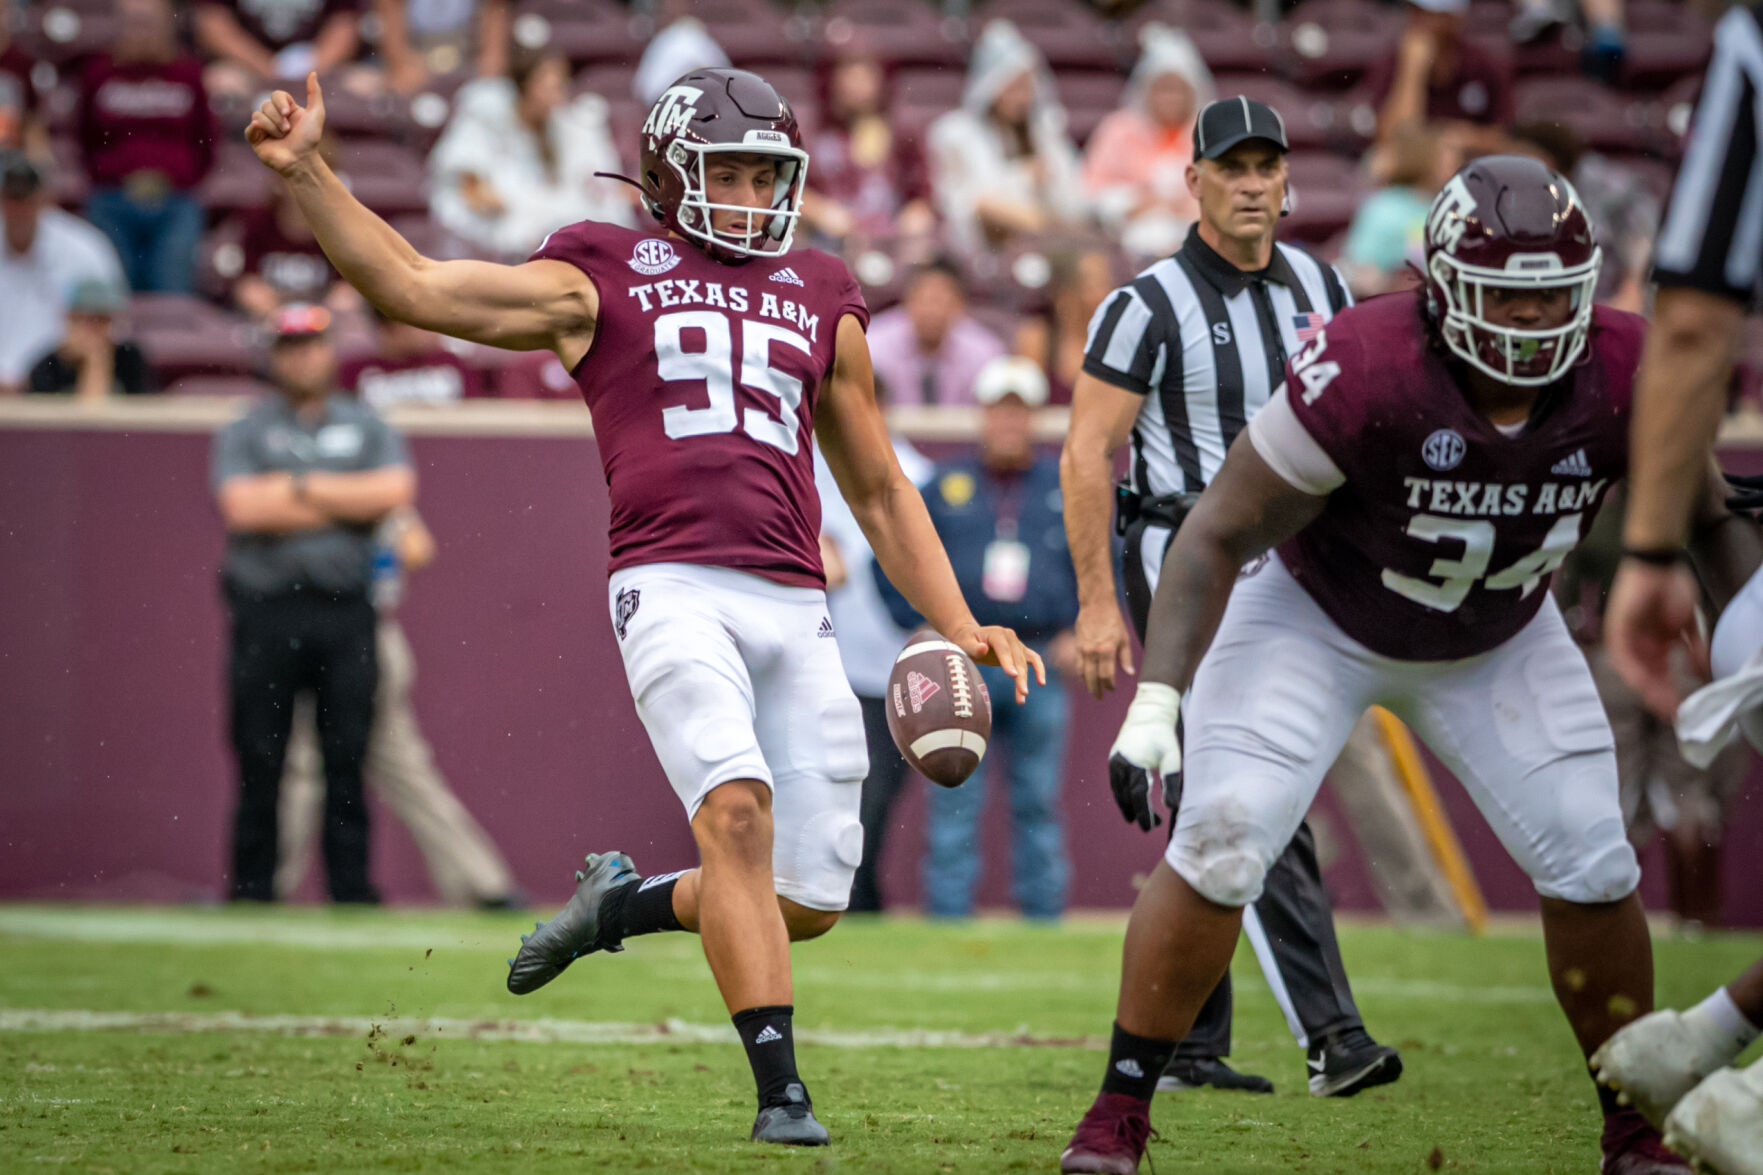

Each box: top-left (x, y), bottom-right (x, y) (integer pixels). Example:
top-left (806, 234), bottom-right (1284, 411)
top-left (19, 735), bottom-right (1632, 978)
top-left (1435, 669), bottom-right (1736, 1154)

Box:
top-left (2, 424), bottom-right (1759, 925)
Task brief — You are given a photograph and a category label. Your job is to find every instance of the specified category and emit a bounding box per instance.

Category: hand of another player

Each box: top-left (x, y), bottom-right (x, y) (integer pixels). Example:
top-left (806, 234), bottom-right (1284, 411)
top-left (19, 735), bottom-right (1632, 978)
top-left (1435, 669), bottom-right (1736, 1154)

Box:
top-left (1108, 683), bottom-right (1182, 830)
top-left (953, 623), bottom-right (1047, 703)
top-left (1073, 602), bottom-right (1136, 700)
top-left (1605, 559), bottom-right (1708, 721)
top-left (245, 72), bottom-right (327, 176)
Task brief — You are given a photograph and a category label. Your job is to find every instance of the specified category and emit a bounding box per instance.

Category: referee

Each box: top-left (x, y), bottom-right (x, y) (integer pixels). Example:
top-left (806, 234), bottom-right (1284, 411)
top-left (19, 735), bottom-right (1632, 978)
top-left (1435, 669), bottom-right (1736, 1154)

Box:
top-left (1060, 96), bottom-right (1400, 1095)
top-left (1609, 0), bottom-right (1763, 717)
top-left (212, 304), bottom-right (415, 903)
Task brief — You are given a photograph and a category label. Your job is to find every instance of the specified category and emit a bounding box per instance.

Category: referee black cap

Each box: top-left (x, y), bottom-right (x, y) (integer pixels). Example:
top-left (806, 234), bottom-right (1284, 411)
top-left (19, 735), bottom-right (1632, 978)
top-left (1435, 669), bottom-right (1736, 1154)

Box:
top-left (1194, 97), bottom-right (1289, 160)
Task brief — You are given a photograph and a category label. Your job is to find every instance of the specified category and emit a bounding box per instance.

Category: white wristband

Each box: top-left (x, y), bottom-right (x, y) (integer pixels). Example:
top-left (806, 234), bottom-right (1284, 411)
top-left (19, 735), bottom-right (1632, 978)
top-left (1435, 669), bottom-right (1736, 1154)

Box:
top-left (1124, 683), bottom-right (1182, 726)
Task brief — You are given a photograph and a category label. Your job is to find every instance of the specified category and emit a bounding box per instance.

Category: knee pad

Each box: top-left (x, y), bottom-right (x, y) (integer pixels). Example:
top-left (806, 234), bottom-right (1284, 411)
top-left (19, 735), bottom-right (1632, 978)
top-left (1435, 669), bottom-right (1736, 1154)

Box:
top-left (772, 801), bottom-right (864, 912)
top-left (1166, 801), bottom-right (1278, 908)
top-left (1544, 818), bottom-right (1640, 904)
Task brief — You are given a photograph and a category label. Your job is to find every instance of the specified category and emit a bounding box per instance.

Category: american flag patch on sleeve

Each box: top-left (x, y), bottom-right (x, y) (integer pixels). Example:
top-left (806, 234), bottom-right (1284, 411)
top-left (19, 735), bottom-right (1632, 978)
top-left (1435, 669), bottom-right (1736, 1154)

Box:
top-left (1293, 311), bottom-right (1326, 342)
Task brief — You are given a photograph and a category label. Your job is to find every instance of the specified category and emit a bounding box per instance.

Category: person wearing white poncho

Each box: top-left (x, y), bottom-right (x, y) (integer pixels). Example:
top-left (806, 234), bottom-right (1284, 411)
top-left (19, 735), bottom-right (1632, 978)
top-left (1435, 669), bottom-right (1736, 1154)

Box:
top-left (1082, 24), bottom-right (1214, 261)
top-left (427, 47), bottom-right (633, 263)
top-left (928, 21), bottom-right (1089, 252)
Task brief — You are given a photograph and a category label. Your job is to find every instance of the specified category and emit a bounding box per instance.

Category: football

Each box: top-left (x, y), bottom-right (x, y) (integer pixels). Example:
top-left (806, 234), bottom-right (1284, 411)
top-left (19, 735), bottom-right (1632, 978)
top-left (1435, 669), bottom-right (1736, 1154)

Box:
top-left (885, 630), bottom-right (991, 788)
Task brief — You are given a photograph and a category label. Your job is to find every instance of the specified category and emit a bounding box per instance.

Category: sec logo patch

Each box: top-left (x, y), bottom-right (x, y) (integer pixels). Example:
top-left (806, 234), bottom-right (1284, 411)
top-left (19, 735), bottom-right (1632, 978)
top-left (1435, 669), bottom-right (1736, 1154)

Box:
top-left (629, 238), bottom-right (681, 276)
top-left (1422, 428), bottom-right (1466, 472)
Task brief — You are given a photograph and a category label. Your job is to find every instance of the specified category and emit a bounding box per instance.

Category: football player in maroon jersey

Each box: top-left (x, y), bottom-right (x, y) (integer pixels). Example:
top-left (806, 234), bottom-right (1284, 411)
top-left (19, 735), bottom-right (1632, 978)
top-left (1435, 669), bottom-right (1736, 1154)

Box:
top-left (1060, 155), bottom-right (1730, 1175)
top-left (247, 70), bottom-right (1043, 1146)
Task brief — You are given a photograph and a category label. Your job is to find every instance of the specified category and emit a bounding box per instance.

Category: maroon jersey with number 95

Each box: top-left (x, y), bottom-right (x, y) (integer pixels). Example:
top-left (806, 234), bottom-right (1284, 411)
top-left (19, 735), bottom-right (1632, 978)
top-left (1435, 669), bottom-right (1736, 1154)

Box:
top-left (1276, 290), bottom-right (1645, 661)
top-left (531, 221), bottom-right (868, 587)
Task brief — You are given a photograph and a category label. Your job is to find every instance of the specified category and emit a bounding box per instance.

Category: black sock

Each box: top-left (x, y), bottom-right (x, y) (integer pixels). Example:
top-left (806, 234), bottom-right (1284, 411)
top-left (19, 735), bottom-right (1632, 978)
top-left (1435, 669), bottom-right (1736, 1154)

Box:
top-left (1594, 1067), bottom-right (1628, 1118)
top-left (733, 1004), bottom-right (802, 1108)
top-left (1100, 1021), bottom-right (1178, 1102)
top-left (596, 871), bottom-right (685, 947)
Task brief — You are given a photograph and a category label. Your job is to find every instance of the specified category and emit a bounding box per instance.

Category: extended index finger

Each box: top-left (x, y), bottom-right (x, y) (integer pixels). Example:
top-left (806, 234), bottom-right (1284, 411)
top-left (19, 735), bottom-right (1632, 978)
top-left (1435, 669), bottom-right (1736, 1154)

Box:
top-left (1025, 647), bottom-right (1047, 687)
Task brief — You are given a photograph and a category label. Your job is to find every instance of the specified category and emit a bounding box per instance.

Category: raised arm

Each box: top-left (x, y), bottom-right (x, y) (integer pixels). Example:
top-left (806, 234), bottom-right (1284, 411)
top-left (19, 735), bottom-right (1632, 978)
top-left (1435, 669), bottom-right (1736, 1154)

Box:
top-left (1060, 371), bottom-right (1144, 698)
top-left (246, 75), bottom-right (597, 360)
top-left (815, 314), bottom-right (1045, 700)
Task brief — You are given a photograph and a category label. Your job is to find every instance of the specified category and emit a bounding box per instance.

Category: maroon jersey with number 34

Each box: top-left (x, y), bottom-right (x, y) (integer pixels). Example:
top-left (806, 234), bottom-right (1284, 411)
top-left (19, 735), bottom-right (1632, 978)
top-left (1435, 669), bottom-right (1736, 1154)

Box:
top-left (1276, 290), bottom-right (1645, 661)
top-left (531, 221), bottom-right (868, 587)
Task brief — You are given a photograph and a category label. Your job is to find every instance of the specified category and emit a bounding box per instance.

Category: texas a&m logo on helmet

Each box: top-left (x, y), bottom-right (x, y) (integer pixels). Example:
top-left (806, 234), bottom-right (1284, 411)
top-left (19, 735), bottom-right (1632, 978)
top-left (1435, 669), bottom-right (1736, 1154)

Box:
top-left (636, 68), bottom-right (809, 262)
top-left (1422, 155), bottom-right (1601, 388)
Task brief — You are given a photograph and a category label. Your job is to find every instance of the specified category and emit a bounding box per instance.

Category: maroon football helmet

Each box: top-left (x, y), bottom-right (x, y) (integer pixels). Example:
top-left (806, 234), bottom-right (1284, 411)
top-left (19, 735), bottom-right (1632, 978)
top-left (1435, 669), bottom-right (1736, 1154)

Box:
top-left (1422, 154), bottom-right (1602, 386)
top-left (637, 68), bottom-right (809, 261)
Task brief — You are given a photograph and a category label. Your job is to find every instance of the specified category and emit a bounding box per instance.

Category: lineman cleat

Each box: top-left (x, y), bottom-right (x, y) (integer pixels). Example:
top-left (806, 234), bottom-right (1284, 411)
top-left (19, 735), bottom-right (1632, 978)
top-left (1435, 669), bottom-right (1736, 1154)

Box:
top-left (1158, 1055), bottom-right (1274, 1094)
top-left (1663, 1064), bottom-right (1763, 1175)
top-left (1060, 1092), bottom-right (1156, 1174)
top-left (506, 851), bottom-right (639, 995)
top-left (750, 1083), bottom-right (829, 1146)
top-left (1601, 1107), bottom-right (1692, 1174)
top-left (1307, 1028), bottom-right (1403, 1097)
top-left (1593, 1008), bottom-right (1743, 1126)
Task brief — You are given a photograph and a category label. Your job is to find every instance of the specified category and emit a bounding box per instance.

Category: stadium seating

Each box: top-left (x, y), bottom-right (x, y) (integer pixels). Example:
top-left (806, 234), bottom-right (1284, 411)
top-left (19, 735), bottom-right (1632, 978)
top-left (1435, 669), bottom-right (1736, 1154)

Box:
top-left (1125, 0), bottom-right (1276, 77)
top-left (820, 0), bottom-right (971, 70)
top-left (130, 294), bottom-right (259, 381)
top-left (1278, 0), bottom-right (1399, 92)
top-left (972, 0), bottom-right (1122, 71)
top-left (1283, 150), bottom-right (1364, 245)
top-left (1514, 76), bottom-right (1663, 155)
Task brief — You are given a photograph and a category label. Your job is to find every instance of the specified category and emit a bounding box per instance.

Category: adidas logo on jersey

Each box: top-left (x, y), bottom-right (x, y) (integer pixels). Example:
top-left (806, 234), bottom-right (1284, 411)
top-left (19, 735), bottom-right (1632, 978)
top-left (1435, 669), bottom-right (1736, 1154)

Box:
top-left (1551, 449), bottom-right (1593, 477)
top-left (817, 616), bottom-right (836, 638)
top-left (1114, 1059), bottom-right (1144, 1078)
top-left (754, 1025), bottom-right (783, 1044)
top-left (770, 266), bottom-right (804, 286)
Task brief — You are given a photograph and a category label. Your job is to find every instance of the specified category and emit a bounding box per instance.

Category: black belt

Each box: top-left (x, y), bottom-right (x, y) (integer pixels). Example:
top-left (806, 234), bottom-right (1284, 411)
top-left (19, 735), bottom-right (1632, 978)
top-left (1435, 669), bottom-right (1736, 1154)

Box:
top-left (1114, 483), bottom-right (1201, 537)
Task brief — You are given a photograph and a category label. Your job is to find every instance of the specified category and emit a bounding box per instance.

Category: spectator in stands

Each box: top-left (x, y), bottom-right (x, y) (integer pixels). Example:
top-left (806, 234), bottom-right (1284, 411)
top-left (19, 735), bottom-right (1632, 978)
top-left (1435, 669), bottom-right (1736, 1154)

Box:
top-left (375, 0), bottom-right (510, 95)
top-left (1339, 121), bottom-right (1459, 298)
top-left (275, 505), bottom-right (525, 910)
top-left (875, 356), bottom-right (1079, 921)
top-left (196, 0), bottom-right (364, 99)
top-left (0, 2), bottom-right (48, 160)
top-left (1508, 120), bottom-right (1657, 313)
top-left (232, 172), bottom-right (356, 319)
top-left (929, 20), bottom-right (1088, 251)
top-left (211, 303), bottom-right (413, 905)
top-left (340, 307), bottom-right (482, 409)
top-left (801, 45), bottom-right (935, 247)
top-left (0, 152), bottom-right (128, 395)
top-left (1366, 0), bottom-right (1514, 157)
top-left (428, 46), bottom-right (632, 263)
top-left (1013, 245), bottom-right (1117, 406)
top-left (27, 277), bottom-right (154, 399)
top-left (1510, 0), bottom-right (1627, 84)
top-left (633, 2), bottom-right (730, 107)
top-left (79, 0), bottom-right (216, 295)
top-left (865, 256), bottom-right (1007, 406)
top-left (1082, 24), bottom-right (1212, 261)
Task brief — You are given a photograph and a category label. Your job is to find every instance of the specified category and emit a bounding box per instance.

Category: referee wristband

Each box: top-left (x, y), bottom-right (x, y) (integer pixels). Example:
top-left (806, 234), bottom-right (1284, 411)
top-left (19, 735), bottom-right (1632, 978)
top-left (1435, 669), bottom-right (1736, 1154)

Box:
top-left (1620, 546), bottom-right (1687, 567)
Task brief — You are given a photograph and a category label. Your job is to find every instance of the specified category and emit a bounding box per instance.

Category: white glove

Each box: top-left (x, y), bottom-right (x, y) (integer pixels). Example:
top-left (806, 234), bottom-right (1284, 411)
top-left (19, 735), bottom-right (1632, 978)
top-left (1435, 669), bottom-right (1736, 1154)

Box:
top-left (1111, 683), bottom-right (1184, 776)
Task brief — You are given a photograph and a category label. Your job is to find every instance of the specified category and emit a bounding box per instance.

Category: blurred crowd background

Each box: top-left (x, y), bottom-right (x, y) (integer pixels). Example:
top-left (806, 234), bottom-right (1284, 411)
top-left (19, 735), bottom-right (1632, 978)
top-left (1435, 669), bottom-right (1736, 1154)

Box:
top-left (0, 0), bottom-right (1742, 406)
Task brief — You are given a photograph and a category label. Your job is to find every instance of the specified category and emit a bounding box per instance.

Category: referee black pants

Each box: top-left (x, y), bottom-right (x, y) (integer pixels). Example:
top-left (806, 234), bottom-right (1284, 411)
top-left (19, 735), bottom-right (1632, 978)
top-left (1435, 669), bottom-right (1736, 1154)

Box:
top-left (1123, 519), bottom-right (1364, 1058)
top-left (227, 586), bottom-right (380, 903)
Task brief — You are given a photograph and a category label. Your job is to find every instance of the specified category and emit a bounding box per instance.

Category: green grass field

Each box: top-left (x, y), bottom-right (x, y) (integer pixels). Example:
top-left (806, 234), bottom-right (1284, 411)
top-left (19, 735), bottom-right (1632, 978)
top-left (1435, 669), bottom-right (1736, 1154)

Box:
top-left (2, 905), bottom-right (1758, 1174)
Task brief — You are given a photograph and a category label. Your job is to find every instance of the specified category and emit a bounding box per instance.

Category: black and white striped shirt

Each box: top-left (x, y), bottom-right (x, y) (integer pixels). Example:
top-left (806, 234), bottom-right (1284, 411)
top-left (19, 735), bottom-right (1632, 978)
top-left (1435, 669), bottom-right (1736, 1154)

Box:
top-left (1081, 225), bottom-right (1351, 497)
top-left (1653, 2), bottom-right (1763, 303)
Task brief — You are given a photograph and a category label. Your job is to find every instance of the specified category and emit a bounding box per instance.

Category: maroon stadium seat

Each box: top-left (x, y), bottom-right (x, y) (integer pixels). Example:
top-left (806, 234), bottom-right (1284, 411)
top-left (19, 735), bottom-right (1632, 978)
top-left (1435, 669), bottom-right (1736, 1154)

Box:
top-left (1211, 74), bottom-right (1333, 151)
top-left (48, 135), bottom-right (88, 209)
top-left (134, 300), bottom-right (261, 382)
top-left (319, 88), bottom-right (414, 143)
top-left (1054, 71), bottom-right (1126, 146)
top-left (515, 0), bottom-right (645, 67)
top-left (1514, 76), bottom-right (1660, 156)
top-left (1279, 0), bottom-right (1400, 91)
top-left (1126, 0), bottom-right (1276, 77)
top-left (1658, 73), bottom-right (1703, 155)
top-left (694, 0), bottom-right (814, 68)
top-left (199, 141), bottom-right (273, 217)
top-left (14, 3), bottom-right (118, 66)
top-left (333, 142), bottom-right (428, 218)
top-left (1621, 0), bottom-right (1712, 92)
top-left (1281, 150), bottom-right (1363, 246)
top-left (576, 63), bottom-right (639, 105)
top-left (970, 0), bottom-right (1121, 72)
top-left (819, 0), bottom-right (970, 70)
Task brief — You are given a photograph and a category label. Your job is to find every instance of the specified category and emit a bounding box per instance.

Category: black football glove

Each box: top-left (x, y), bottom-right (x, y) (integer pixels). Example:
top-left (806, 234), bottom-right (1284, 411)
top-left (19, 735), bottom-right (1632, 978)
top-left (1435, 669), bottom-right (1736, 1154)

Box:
top-left (1108, 754), bottom-right (1161, 831)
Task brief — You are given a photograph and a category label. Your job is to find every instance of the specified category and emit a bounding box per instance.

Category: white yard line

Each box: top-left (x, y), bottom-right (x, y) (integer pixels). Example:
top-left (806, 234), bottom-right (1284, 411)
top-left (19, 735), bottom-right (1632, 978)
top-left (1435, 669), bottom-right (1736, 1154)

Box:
top-left (0, 1009), bottom-right (1106, 1050)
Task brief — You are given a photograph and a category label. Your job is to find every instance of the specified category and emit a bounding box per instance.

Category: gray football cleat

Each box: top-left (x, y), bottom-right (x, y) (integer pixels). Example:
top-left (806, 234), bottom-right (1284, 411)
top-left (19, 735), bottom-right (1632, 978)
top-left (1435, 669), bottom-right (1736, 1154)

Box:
top-left (751, 1083), bottom-right (830, 1146)
top-left (506, 851), bottom-right (638, 995)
